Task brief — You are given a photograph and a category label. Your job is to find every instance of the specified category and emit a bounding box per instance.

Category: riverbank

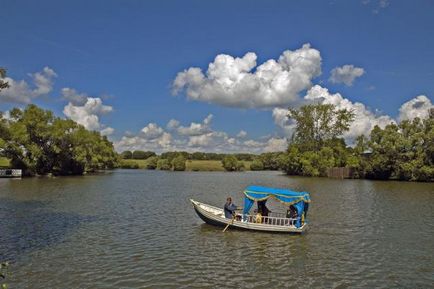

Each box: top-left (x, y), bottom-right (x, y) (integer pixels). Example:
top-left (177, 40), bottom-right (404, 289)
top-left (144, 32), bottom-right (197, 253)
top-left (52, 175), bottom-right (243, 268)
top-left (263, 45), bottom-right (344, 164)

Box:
top-left (120, 159), bottom-right (253, 171)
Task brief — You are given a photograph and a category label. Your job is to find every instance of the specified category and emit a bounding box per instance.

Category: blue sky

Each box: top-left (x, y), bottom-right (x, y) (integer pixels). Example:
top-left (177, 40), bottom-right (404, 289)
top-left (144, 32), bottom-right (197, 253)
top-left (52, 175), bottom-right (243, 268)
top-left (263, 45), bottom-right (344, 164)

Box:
top-left (1, 0), bottom-right (433, 153)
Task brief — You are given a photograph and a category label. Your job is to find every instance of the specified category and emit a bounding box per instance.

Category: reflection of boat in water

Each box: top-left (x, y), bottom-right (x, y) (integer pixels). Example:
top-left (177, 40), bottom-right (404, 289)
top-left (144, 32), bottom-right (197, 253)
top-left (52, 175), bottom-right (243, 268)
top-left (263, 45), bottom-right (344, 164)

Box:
top-left (191, 186), bottom-right (311, 234)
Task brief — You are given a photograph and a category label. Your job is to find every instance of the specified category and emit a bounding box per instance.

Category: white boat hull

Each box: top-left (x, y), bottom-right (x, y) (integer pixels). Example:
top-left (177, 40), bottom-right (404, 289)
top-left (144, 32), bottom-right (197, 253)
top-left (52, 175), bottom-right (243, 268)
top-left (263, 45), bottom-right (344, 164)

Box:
top-left (191, 199), bottom-right (307, 233)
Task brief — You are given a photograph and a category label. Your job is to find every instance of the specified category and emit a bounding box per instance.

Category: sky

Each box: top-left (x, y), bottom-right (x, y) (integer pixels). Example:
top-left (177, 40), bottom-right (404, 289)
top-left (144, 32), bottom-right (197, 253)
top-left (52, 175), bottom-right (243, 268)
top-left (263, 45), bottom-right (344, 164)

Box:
top-left (1, 0), bottom-right (433, 153)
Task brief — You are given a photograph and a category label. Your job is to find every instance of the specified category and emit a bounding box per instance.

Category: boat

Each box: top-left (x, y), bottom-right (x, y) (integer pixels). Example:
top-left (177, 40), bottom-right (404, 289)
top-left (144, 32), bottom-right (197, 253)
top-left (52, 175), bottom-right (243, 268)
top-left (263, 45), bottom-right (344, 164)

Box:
top-left (191, 185), bottom-right (311, 233)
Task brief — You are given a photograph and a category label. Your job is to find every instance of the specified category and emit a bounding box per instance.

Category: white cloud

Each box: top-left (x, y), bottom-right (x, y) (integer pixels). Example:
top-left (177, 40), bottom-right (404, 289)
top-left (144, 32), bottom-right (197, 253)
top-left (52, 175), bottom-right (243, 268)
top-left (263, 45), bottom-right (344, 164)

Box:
top-left (100, 127), bottom-right (115, 136)
top-left (236, 130), bottom-right (247, 138)
top-left (114, 114), bottom-right (285, 154)
top-left (166, 119), bottom-right (180, 130)
top-left (304, 85), bottom-right (394, 141)
top-left (177, 114), bottom-right (213, 136)
top-left (141, 123), bottom-right (164, 139)
top-left (0, 67), bottom-right (57, 104)
top-left (399, 95), bottom-right (433, 121)
top-left (63, 97), bottom-right (113, 131)
top-left (329, 65), bottom-right (365, 86)
top-left (272, 107), bottom-right (297, 137)
top-left (264, 138), bottom-right (288, 152)
top-left (61, 87), bottom-right (88, 105)
top-left (172, 44), bottom-right (321, 108)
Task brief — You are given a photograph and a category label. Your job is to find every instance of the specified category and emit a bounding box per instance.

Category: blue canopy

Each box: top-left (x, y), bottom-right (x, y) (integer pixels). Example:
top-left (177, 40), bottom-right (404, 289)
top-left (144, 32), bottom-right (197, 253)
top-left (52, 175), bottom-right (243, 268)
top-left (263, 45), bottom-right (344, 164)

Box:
top-left (242, 185), bottom-right (311, 228)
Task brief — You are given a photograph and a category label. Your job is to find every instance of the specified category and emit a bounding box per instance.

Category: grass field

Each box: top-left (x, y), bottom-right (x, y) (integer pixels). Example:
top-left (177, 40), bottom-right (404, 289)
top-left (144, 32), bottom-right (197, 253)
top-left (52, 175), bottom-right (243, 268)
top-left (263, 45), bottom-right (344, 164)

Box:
top-left (0, 157), bottom-right (10, 168)
top-left (121, 159), bottom-right (252, 171)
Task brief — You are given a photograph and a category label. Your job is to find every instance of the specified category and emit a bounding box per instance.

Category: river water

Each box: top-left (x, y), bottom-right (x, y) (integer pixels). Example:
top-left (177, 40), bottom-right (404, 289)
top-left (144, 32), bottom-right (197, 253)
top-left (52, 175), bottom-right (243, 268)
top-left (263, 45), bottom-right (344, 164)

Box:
top-left (0, 170), bottom-right (433, 288)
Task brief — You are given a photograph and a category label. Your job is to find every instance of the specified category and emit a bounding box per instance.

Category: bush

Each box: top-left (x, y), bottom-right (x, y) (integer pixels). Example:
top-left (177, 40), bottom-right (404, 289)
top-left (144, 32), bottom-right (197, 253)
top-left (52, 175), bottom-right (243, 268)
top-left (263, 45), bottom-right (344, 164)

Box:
top-left (157, 159), bottom-right (171, 170)
top-left (250, 159), bottom-right (264, 171)
top-left (132, 150), bottom-right (155, 159)
top-left (146, 156), bottom-right (158, 170)
top-left (222, 155), bottom-right (244, 172)
top-left (121, 151), bottom-right (132, 159)
top-left (172, 156), bottom-right (186, 171)
top-left (120, 161), bottom-right (139, 169)
top-left (236, 161), bottom-right (245, 171)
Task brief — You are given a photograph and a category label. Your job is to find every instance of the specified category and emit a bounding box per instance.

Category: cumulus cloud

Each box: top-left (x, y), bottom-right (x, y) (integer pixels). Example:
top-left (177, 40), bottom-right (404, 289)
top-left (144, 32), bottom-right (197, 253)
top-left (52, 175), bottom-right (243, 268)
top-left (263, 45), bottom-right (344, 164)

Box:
top-left (63, 97), bottom-right (113, 133)
top-left (304, 85), bottom-right (394, 141)
top-left (61, 87), bottom-right (88, 105)
top-left (141, 123), bottom-right (164, 139)
top-left (100, 127), bottom-right (115, 136)
top-left (329, 65), bottom-right (365, 86)
top-left (114, 114), bottom-right (285, 154)
top-left (177, 114), bottom-right (213, 136)
top-left (272, 85), bottom-right (395, 143)
top-left (172, 44), bottom-right (321, 108)
top-left (0, 67), bottom-right (57, 104)
top-left (236, 130), bottom-right (247, 138)
top-left (399, 95), bottom-right (433, 121)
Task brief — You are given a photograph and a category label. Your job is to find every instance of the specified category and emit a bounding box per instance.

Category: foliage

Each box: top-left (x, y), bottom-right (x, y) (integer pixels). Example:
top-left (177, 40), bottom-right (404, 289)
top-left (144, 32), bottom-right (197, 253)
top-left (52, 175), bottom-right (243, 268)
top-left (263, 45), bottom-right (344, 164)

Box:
top-left (132, 150), bottom-right (156, 159)
top-left (260, 152), bottom-right (283, 170)
top-left (121, 150), bottom-right (133, 159)
top-left (222, 155), bottom-right (241, 171)
top-left (119, 160), bottom-right (139, 169)
top-left (157, 158), bottom-right (171, 170)
top-left (0, 105), bottom-right (118, 176)
top-left (172, 155), bottom-right (186, 171)
top-left (288, 103), bottom-right (354, 151)
top-left (146, 156), bottom-right (158, 170)
top-left (250, 159), bottom-right (264, 171)
top-left (0, 67), bottom-right (9, 91)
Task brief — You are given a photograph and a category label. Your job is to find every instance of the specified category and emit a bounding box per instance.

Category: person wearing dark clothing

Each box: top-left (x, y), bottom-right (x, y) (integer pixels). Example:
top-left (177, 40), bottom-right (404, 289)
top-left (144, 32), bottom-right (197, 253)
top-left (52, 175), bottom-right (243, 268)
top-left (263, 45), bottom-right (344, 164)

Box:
top-left (257, 200), bottom-right (270, 217)
top-left (224, 197), bottom-right (237, 219)
top-left (286, 205), bottom-right (298, 225)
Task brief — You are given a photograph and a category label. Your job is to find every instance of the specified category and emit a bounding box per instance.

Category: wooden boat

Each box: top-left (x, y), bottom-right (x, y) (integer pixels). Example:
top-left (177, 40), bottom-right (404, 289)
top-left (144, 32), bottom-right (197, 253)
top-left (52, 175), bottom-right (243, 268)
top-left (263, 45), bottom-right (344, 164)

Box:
top-left (191, 185), bottom-right (311, 234)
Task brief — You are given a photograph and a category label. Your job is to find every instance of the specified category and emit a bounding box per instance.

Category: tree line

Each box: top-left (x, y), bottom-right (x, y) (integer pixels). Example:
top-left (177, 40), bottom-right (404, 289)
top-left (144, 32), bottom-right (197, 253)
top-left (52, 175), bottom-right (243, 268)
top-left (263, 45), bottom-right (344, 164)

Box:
top-left (0, 105), bottom-right (118, 176)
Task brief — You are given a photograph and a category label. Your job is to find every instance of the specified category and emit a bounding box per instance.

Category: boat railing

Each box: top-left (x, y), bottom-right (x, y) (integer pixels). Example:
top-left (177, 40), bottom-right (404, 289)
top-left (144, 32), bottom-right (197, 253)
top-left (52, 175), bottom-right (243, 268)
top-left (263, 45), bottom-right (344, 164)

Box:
top-left (241, 213), bottom-right (298, 227)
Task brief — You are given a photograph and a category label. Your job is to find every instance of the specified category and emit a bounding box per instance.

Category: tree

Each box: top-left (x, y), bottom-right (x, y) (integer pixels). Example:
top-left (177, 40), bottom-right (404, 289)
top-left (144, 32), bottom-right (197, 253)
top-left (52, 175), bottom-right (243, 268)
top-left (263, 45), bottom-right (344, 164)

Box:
top-left (288, 103), bottom-right (355, 151)
top-left (132, 150), bottom-right (155, 159)
top-left (121, 151), bottom-right (133, 159)
top-left (146, 156), bottom-right (158, 170)
top-left (1, 104), bottom-right (118, 176)
top-left (0, 68), bottom-right (9, 91)
top-left (157, 158), bottom-right (171, 170)
top-left (222, 155), bottom-right (239, 171)
top-left (172, 155), bottom-right (186, 171)
top-left (250, 159), bottom-right (264, 171)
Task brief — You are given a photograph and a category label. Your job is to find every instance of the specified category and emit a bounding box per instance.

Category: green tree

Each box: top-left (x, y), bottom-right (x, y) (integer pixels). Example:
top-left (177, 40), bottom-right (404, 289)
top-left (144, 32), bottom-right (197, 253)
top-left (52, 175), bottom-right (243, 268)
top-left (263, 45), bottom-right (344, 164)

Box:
top-left (121, 150), bottom-right (133, 159)
top-left (1, 104), bottom-right (117, 176)
top-left (288, 103), bottom-right (355, 151)
top-left (146, 156), bottom-right (158, 170)
top-left (132, 150), bottom-right (156, 159)
top-left (250, 159), bottom-right (264, 171)
top-left (222, 155), bottom-right (239, 171)
top-left (157, 158), bottom-right (171, 170)
top-left (172, 155), bottom-right (186, 171)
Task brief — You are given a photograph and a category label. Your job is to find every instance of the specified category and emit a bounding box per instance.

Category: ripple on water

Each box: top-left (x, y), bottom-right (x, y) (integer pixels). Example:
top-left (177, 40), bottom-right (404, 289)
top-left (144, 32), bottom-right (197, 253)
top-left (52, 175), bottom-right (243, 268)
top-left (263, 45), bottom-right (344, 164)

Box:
top-left (1, 171), bottom-right (433, 288)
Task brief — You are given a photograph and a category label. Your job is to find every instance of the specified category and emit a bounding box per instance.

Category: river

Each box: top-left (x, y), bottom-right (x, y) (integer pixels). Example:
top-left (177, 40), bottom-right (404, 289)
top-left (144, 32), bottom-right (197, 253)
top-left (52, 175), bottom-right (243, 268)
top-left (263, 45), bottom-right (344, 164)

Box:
top-left (0, 170), bottom-right (433, 288)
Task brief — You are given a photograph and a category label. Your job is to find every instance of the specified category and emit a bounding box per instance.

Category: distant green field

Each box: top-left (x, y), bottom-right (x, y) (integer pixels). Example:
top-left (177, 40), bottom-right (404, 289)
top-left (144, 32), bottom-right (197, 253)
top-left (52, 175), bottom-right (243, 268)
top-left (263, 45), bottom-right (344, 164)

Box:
top-left (186, 160), bottom-right (225, 171)
top-left (120, 159), bottom-right (253, 171)
top-left (0, 157), bottom-right (10, 168)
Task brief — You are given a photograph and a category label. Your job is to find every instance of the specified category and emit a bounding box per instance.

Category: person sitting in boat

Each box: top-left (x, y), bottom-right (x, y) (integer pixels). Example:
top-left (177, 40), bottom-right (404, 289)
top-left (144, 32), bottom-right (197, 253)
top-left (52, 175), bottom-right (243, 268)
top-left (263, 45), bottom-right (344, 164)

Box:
top-left (224, 197), bottom-right (238, 219)
top-left (257, 200), bottom-right (271, 223)
top-left (286, 205), bottom-right (298, 225)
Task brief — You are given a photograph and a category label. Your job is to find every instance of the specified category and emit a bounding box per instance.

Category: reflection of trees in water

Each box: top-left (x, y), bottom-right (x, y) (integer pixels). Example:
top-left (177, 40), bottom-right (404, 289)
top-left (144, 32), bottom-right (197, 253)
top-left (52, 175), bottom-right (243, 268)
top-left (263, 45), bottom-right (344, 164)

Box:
top-left (0, 198), bottom-right (96, 261)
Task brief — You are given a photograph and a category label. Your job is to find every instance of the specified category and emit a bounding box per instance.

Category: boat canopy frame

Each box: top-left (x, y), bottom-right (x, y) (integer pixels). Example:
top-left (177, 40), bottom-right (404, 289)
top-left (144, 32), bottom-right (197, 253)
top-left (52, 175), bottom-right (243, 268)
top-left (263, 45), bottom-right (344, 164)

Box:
top-left (242, 185), bottom-right (311, 228)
